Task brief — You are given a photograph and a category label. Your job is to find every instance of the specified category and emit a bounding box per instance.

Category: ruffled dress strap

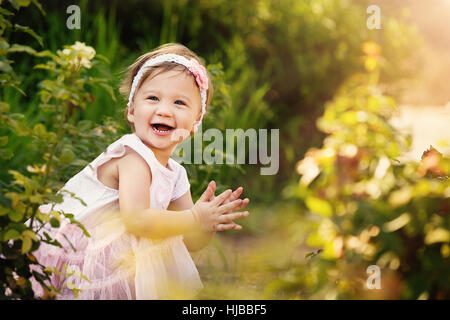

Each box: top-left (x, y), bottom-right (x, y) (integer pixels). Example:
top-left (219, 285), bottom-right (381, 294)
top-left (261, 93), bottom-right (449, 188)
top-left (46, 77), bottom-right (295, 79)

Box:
top-left (85, 133), bottom-right (176, 185)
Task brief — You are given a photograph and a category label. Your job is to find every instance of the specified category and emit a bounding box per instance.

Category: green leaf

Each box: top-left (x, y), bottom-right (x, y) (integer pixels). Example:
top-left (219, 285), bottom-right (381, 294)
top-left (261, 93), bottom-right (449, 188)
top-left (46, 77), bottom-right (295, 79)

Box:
top-left (383, 213), bottom-right (411, 232)
top-left (0, 8), bottom-right (15, 16)
top-left (0, 60), bottom-right (13, 73)
top-left (94, 54), bottom-right (110, 64)
top-left (0, 40), bottom-right (10, 55)
top-left (305, 196), bottom-right (333, 217)
top-left (70, 220), bottom-right (90, 237)
top-left (0, 148), bottom-right (13, 160)
top-left (0, 206), bottom-right (9, 216)
top-left (8, 210), bottom-right (23, 222)
top-left (70, 159), bottom-right (89, 167)
top-left (8, 84), bottom-right (26, 95)
top-left (98, 83), bottom-right (116, 102)
top-left (22, 230), bottom-right (38, 241)
top-left (50, 217), bottom-right (60, 228)
top-left (306, 232), bottom-right (325, 247)
top-left (59, 148), bottom-right (75, 164)
top-left (8, 0), bottom-right (21, 10)
top-left (388, 187), bottom-right (412, 208)
top-left (33, 63), bottom-right (54, 71)
top-left (0, 135), bottom-right (8, 146)
top-left (30, 0), bottom-right (46, 15)
top-left (8, 43), bottom-right (37, 55)
top-left (15, 0), bottom-right (31, 7)
top-left (33, 123), bottom-right (47, 136)
top-left (4, 229), bottom-right (21, 241)
top-left (305, 249), bottom-right (323, 260)
top-left (14, 24), bottom-right (43, 47)
top-left (0, 101), bottom-right (10, 112)
top-left (21, 236), bottom-right (32, 253)
top-left (425, 228), bottom-right (450, 245)
top-left (29, 194), bottom-right (43, 204)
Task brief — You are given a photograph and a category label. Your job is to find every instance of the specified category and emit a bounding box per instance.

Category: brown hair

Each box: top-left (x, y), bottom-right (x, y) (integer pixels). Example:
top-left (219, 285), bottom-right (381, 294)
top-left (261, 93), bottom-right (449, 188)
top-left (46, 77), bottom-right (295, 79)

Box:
top-left (119, 43), bottom-right (214, 132)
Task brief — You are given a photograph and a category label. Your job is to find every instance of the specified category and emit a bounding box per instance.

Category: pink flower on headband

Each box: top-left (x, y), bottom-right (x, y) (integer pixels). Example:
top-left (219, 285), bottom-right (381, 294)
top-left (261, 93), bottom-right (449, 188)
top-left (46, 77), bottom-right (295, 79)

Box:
top-left (187, 59), bottom-right (209, 91)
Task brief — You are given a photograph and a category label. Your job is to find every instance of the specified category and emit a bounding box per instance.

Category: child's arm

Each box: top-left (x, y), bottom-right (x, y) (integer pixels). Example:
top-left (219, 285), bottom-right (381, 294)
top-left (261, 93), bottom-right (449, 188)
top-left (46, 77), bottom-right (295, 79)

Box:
top-left (118, 151), bottom-right (198, 239)
top-left (167, 190), bottom-right (215, 251)
top-left (117, 152), bottom-right (246, 240)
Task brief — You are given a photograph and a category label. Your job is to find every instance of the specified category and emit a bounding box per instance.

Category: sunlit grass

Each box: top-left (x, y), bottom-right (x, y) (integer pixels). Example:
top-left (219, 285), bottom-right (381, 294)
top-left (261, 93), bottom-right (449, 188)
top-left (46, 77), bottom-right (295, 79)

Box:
top-left (191, 203), bottom-right (318, 300)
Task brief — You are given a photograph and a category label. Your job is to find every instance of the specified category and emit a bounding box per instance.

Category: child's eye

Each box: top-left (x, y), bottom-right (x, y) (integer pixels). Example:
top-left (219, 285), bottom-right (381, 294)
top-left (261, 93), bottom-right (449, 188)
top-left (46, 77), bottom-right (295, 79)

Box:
top-left (175, 100), bottom-right (186, 106)
top-left (147, 96), bottom-right (158, 101)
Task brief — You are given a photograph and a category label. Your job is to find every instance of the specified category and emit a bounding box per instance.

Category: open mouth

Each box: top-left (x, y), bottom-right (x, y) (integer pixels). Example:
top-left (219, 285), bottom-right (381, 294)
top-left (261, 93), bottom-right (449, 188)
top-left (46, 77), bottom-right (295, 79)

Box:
top-left (151, 123), bottom-right (175, 133)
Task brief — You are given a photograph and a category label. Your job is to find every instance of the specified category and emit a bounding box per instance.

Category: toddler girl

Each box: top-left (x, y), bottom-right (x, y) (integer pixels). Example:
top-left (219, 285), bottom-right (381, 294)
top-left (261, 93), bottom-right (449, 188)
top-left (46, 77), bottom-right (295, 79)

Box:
top-left (30, 43), bottom-right (250, 300)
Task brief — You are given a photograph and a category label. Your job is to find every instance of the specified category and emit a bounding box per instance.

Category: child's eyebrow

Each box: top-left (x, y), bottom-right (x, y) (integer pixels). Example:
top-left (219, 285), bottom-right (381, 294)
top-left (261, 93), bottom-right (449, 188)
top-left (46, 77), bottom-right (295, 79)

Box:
top-left (141, 89), bottom-right (192, 104)
top-left (177, 94), bottom-right (192, 104)
top-left (141, 89), bottom-right (161, 96)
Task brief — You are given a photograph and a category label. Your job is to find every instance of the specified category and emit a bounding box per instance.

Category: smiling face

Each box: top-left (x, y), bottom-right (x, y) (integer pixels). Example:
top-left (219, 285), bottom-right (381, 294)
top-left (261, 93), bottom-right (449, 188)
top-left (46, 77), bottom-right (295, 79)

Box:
top-left (127, 68), bottom-right (202, 154)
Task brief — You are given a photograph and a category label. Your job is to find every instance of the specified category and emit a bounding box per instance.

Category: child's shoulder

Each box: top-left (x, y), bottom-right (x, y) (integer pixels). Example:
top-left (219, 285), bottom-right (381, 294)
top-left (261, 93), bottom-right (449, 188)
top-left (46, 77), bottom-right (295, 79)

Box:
top-left (168, 157), bottom-right (188, 176)
top-left (117, 147), bottom-right (152, 173)
top-left (98, 146), bottom-right (150, 190)
top-left (104, 133), bottom-right (153, 170)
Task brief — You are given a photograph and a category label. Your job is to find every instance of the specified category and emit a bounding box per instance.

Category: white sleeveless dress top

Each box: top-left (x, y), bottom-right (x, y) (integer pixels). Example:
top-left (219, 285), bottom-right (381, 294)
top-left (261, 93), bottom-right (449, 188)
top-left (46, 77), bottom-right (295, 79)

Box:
top-left (30, 133), bottom-right (204, 300)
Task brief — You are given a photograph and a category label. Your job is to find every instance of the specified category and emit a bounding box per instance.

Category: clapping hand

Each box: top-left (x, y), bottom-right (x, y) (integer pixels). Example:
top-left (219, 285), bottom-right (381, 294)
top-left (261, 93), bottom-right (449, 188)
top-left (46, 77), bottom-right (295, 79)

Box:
top-left (190, 180), bottom-right (250, 232)
top-left (207, 180), bottom-right (249, 231)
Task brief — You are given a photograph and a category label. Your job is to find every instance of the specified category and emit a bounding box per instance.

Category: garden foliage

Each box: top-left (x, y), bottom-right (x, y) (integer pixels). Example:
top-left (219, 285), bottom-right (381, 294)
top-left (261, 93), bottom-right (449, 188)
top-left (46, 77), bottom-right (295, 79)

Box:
top-left (292, 43), bottom-right (450, 299)
top-left (0, 1), bottom-right (121, 299)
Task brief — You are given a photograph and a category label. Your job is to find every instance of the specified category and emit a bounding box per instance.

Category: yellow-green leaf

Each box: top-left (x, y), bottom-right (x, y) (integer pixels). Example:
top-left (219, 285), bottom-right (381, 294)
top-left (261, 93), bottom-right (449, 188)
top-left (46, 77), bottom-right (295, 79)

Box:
top-left (21, 236), bottom-right (32, 254)
top-left (22, 230), bottom-right (38, 241)
top-left (383, 213), bottom-right (411, 232)
top-left (305, 196), bottom-right (333, 217)
top-left (50, 217), bottom-right (60, 228)
top-left (8, 210), bottom-right (23, 222)
top-left (388, 187), bottom-right (412, 208)
top-left (59, 148), bottom-right (75, 163)
top-left (425, 228), bottom-right (450, 245)
top-left (0, 206), bottom-right (9, 216)
top-left (0, 101), bottom-right (10, 113)
top-left (4, 229), bottom-right (21, 241)
top-left (29, 194), bottom-right (43, 204)
top-left (33, 123), bottom-right (47, 137)
top-left (0, 136), bottom-right (8, 146)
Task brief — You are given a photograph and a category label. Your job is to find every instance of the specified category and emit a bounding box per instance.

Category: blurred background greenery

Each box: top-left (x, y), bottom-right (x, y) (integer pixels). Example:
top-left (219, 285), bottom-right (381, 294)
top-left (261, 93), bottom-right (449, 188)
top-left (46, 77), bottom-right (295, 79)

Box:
top-left (2, 0), bottom-right (421, 203)
top-left (1, 0), bottom-right (449, 299)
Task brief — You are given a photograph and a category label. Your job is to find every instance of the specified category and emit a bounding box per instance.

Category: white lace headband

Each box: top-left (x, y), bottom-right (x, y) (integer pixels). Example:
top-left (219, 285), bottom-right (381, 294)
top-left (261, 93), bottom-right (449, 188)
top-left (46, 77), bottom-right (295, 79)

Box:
top-left (127, 53), bottom-right (209, 128)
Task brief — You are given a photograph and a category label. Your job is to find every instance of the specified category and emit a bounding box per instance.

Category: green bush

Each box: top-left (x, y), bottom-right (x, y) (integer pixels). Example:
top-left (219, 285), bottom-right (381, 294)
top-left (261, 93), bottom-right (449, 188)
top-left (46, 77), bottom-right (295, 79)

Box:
top-left (285, 43), bottom-right (450, 299)
top-left (0, 1), bottom-right (124, 299)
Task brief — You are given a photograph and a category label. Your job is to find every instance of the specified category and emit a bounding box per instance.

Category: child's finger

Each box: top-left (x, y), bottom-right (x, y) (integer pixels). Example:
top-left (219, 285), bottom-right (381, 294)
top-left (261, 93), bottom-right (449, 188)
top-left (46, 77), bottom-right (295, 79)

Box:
top-left (229, 187), bottom-right (243, 202)
top-left (212, 189), bottom-right (232, 205)
top-left (233, 223), bottom-right (242, 230)
top-left (235, 198), bottom-right (249, 210)
top-left (199, 181), bottom-right (215, 202)
top-left (219, 210), bottom-right (249, 223)
top-left (221, 187), bottom-right (243, 205)
top-left (218, 198), bottom-right (243, 213)
top-left (215, 223), bottom-right (237, 232)
top-left (211, 186), bottom-right (241, 203)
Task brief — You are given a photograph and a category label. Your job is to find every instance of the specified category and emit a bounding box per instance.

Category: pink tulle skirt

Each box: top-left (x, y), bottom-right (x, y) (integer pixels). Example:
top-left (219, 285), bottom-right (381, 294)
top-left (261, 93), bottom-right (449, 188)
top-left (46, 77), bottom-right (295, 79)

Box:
top-left (30, 210), bottom-right (203, 300)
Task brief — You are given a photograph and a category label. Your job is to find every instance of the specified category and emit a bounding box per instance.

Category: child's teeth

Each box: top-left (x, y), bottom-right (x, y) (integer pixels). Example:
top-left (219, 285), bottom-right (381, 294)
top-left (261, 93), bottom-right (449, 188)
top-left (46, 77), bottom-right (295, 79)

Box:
top-left (153, 125), bottom-right (172, 133)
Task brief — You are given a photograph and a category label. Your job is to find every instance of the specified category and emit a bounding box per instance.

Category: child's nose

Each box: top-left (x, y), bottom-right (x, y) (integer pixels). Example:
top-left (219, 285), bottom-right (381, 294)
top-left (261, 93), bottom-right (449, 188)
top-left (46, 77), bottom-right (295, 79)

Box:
top-left (155, 102), bottom-right (173, 117)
